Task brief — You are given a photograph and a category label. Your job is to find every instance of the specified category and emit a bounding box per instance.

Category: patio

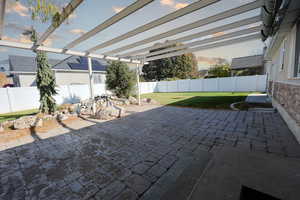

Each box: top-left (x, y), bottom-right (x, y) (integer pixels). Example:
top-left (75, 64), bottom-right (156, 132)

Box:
top-left (1, 105), bottom-right (300, 200)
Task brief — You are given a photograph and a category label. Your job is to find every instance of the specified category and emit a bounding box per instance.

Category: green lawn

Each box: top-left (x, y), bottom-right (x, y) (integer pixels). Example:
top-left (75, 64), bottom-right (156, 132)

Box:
top-left (0, 109), bottom-right (38, 123)
top-left (142, 92), bottom-right (251, 109)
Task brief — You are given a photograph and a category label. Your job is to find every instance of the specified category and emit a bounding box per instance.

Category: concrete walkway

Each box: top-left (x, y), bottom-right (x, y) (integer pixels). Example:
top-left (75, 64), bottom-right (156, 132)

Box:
top-left (245, 93), bottom-right (270, 104)
top-left (0, 105), bottom-right (299, 199)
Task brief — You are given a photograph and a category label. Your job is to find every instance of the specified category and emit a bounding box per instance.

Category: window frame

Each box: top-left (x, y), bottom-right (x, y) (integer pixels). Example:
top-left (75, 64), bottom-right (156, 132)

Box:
top-left (294, 21), bottom-right (300, 77)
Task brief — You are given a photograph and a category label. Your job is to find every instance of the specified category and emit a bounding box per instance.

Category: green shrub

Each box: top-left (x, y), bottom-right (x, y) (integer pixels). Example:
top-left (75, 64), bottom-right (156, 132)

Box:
top-left (106, 61), bottom-right (136, 98)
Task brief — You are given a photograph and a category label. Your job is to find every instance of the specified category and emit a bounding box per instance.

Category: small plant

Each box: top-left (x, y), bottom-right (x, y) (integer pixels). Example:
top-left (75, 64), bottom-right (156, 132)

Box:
top-left (106, 61), bottom-right (136, 98)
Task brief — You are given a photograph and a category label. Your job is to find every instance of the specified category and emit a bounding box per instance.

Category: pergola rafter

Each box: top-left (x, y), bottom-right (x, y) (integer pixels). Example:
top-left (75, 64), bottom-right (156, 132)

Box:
top-left (0, 0), bottom-right (6, 39)
top-left (86, 0), bottom-right (220, 53)
top-left (106, 0), bottom-right (263, 57)
top-left (63, 0), bottom-right (154, 50)
top-left (145, 33), bottom-right (261, 62)
top-left (138, 25), bottom-right (262, 59)
top-left (36, 0), bottom-right (84, 46)
top-left (118, 15), bottom-right (262, 58)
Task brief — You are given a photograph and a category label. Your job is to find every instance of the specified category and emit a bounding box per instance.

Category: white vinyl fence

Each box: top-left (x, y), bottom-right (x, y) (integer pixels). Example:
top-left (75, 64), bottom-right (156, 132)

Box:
top-left (0, 75), bottom-right (267, 114)
top-left (0, 84), bottom-right (107, 114)
top-left (139, 75), bottom-right (267, 94)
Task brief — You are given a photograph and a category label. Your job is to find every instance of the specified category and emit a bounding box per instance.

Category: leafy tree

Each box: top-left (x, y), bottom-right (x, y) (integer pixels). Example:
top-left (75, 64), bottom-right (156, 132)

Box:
top-left (142, 42), bottom-right (198, 81)
top-left (106, 61), bottom-right (136, 98)
top-left (207, 64), bottom-right (231, 78)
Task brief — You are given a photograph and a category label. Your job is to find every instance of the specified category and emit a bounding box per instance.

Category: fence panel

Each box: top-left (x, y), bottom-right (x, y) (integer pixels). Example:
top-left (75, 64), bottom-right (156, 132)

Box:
top-left (139, 75), bottom-right (267, 93)
top-left (219, 77), bottom-right (234, 92)
top-left (0, 89), bottom-right (12, 114)
top-left (8, 87), bottom-right (40, 112)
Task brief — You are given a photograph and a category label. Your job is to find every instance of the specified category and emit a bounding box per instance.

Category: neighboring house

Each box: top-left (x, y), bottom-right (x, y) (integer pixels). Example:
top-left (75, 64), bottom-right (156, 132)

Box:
top-left (8, 55), bottom-right (107, 87)
top-left (231, 55), bottom-right (264, 76)
top-left (264, 0), bottom-right (300, 141)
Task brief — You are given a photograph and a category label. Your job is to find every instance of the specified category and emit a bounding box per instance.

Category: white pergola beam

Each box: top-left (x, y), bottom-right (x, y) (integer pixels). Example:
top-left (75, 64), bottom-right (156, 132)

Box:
top-left (118, 0), bottom-right (263, 58)
top-left (140, 25), bottom-right (262, 58)
top-left (0, 40), bottom-right (142, 64)
top-left (87, 0), bottom-right (220, 53)
top-left (63, 0), bottom-right (154, 50)
top-left (0, 0), bottom-right (6, 39)
top-left (36, 0), bottom-right (84, 46)
top-left (145, 33), bottom-right (261, 62)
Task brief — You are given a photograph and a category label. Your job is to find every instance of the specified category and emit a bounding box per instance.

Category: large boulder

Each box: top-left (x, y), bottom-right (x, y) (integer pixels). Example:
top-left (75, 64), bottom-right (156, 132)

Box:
top-left (0, 125), bottom-right (3, 132)
top-left (94, 105), bottom-right (125, 120)
top-left (13, 115), bottom-right (37, 129)
top-left (57, 113), bottom-right (69, 121)
top-left (128, 96), bottom-right (138, 105)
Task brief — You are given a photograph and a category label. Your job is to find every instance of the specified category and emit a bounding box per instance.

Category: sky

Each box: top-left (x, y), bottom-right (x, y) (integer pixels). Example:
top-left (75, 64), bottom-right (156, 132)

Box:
top-left (0, 0), bottom-right (265, 70)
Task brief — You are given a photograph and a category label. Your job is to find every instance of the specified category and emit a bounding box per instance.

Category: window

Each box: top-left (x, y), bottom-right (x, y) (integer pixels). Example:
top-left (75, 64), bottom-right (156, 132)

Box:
top-left (294, 21), bottom-right (300, 77)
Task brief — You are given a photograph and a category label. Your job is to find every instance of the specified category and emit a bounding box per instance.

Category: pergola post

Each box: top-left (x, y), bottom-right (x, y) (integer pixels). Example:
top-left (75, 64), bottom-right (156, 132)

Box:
top-left (136, 63), bottom-right (141, 106)
top-left (87, 57), bottom-right (96, 114)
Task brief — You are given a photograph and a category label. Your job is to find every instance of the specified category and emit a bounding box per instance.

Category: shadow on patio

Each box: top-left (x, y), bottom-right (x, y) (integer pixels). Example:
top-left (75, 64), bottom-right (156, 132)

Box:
top-left (0, 105), bottom-right (300, 199)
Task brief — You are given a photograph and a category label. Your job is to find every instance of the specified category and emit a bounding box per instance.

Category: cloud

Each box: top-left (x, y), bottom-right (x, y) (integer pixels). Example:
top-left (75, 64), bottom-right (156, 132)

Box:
top-left (68, 12), bottom-right (77, 19)
top-left (212, 32), bottom-right (225, 37)
top-left (0, 48), bottom-right (7, 52)
top-left (112, 6), bottom-right (124, 13)
top-left (174, 3), bottom-right (189, 9)
top-left (2, 35), bottom-right (32, 44)
top-left (5, 23), bottom-right (30, 32)
top-left (160, 0), bottom-right (189, 10)
top-left (6, 1), bottom-right (29, 17)
top-left (2, 33), bottom-right (61, 46)
top-left (69, 28), bottom-right (86, 35)
top-left (160, 0), bottom-right (174, 6)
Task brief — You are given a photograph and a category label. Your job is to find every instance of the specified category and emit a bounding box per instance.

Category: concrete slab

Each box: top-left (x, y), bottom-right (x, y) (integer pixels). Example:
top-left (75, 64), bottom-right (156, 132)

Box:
top-left (189, 147), bottom-right (300, 200)
top-left (245, 94), bottom-right (270, 104)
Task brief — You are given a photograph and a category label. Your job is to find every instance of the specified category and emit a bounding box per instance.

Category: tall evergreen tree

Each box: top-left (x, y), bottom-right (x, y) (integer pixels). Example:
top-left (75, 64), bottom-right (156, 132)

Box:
top-left (31, 30), bottom-right (57, 114)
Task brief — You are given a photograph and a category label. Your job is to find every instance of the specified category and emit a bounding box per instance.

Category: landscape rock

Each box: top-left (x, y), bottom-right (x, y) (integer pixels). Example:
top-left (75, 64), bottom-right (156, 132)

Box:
top-left (57, 113), bottom-right (69, 121)
top-left (0, 125), bottom-right (4, 132)
top-left (94, 105), bottom-right (125, 120)
top-left (33, 118), bottom-right (43, 127)
top-left (13, 116), bottom-right (37, 130)
top-left (147, 98), bottom-right (158, 104)
top-left (129, 96), bottom-right (138, 105)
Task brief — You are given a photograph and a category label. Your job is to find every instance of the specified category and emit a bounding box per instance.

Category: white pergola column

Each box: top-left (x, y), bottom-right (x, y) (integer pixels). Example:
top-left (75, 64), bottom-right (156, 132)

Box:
top-left (87, 57), bottom-right (96, 114)
top-left (136, 63), bottom-right (141, 106)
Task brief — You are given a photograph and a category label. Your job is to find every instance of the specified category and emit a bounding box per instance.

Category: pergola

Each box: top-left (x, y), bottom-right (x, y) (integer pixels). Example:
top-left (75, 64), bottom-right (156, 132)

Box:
top-left (0, 0), bottom-right (265, 106)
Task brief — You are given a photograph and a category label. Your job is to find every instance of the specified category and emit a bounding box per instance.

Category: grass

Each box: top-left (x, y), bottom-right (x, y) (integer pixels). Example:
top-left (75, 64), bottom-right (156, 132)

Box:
top-left (142, 92), bottom-right (252, 110)
top-left (0, 109), bottom-right (38, 123)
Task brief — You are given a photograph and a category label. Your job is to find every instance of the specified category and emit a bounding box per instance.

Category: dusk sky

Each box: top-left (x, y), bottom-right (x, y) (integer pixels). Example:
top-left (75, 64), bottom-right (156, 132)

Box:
top-left (1, 0), bottom-right (264, 70)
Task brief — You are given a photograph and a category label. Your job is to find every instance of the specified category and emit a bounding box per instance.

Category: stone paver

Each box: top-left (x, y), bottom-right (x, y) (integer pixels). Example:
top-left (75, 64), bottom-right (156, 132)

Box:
top-left (0, 106), bottom-right (300, 199)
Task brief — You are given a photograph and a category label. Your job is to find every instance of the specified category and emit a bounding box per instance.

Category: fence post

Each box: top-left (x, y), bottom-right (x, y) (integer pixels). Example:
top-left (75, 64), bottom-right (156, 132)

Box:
top-left (234, 76), bottom-right (237, 92)
top-left (216, 77), bottom-right (219, 92)
top-left (255, 75), bottom-right (259, 92)
top-left (177, 80), bottom-right (179, 92)
top-left (189, 79), bottom-right (192, 92)
top-left (6, 87), bottom-right (13, 113)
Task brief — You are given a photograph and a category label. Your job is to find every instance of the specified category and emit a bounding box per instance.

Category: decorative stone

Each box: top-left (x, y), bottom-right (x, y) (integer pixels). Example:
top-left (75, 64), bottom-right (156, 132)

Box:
top-left (0, 125), bottom-right (4, 132)
top-left (147, 98), bottom-right (158, 104)
top-left (128, 96), bottom-right (138, 105)
top-left (94, 105), bottom-right (125, 120)
top-left (33, 118), bottom-right (43, 127)
top-left (13, 116), bottom-right (37, 129)
top-left (57, 113), bottom-right (68, 121)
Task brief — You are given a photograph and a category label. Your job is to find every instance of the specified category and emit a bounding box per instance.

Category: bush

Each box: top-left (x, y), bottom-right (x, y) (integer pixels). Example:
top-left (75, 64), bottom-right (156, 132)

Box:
top-left (106, 61), bottom-right (136, 98)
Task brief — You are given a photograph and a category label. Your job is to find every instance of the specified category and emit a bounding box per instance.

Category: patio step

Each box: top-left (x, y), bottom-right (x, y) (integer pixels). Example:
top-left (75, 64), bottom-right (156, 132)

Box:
top-left (160, 150), bottom-right (212, 200)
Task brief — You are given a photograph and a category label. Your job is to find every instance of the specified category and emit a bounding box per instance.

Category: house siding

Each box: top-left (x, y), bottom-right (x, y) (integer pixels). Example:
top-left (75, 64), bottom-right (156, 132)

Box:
top-left (266, 22), bottom-right (300, 141)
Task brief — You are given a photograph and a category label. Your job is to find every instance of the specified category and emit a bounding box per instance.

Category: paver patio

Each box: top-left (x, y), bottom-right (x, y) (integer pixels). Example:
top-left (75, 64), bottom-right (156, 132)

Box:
top-left (1, 105), bottom-right (300, 200)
